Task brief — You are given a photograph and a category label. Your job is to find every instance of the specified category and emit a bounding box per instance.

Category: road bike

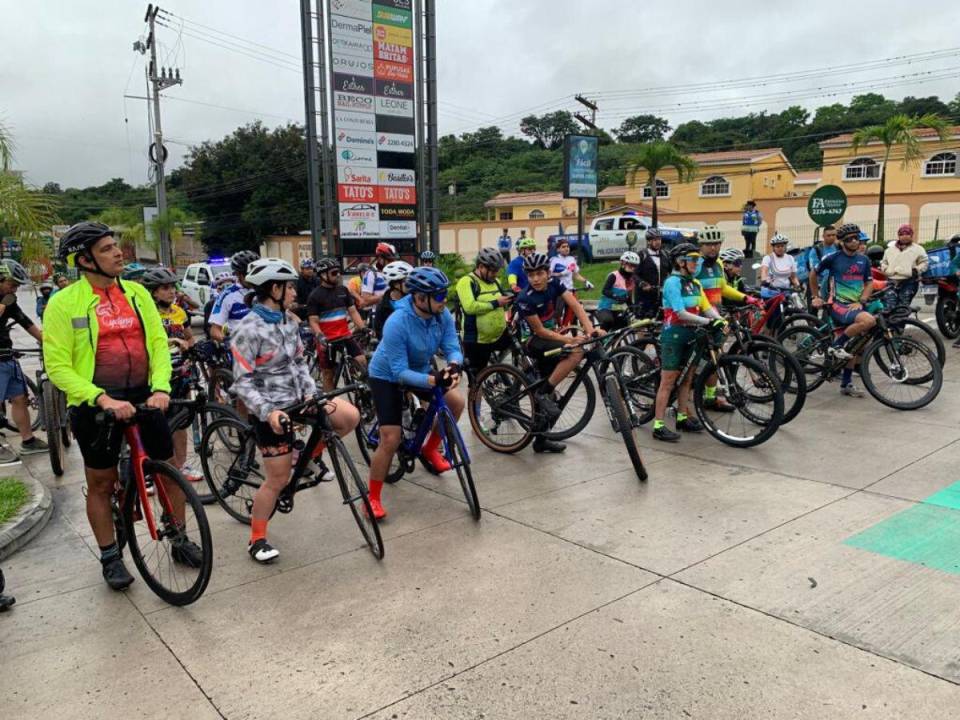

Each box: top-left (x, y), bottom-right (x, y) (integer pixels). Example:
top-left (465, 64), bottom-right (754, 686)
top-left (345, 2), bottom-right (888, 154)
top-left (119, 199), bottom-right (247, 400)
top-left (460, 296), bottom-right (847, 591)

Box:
top-left (199, 385), bottom-right (384, 558)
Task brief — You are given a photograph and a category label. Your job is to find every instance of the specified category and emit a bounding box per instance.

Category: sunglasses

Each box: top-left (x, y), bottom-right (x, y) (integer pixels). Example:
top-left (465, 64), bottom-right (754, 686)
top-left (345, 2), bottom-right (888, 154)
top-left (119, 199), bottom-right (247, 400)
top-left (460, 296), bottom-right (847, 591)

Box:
top-left (324, 269), bottom-right (342, 276)
top-left (680, 255), bottom-right (700, 263)
top-left (425, 289), bottom-right (448, 302)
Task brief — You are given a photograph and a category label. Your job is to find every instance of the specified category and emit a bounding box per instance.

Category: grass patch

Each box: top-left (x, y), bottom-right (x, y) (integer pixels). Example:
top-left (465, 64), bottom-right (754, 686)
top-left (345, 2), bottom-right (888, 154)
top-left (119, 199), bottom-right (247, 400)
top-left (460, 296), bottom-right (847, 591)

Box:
top-left (577, 261), bottom-right (619, 302)
top-left (0, 477), bottom-right (30, 526)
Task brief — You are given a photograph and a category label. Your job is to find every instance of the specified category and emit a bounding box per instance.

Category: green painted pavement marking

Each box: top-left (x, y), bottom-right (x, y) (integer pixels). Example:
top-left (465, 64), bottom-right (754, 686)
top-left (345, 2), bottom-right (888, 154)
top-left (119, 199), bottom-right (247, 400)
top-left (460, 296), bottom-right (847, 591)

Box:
top-left (844, 481), bottom-right (960, 575)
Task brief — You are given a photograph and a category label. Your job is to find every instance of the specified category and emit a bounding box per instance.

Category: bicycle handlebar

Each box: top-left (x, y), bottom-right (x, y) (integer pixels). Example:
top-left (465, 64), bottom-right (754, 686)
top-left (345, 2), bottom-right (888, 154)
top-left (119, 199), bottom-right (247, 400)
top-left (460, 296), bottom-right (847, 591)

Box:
top-left (278, 384), bottom-right (362, 416)
top-left (542, 319), bottom-right (654, 357)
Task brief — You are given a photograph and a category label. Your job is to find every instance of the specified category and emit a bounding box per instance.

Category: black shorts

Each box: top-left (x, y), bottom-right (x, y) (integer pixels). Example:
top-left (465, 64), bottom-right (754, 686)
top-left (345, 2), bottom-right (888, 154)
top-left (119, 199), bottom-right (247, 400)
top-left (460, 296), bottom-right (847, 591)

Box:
top-left (318, 337), bottom-right (363, 370)
top-left (525, 336), bottom-right (568, 375)
top-left (71, 392), bottom-right (175, 471)
top-left (252, 419), bottom-right (295, 458)
top-left (368, 377), bottom-right (433, 427)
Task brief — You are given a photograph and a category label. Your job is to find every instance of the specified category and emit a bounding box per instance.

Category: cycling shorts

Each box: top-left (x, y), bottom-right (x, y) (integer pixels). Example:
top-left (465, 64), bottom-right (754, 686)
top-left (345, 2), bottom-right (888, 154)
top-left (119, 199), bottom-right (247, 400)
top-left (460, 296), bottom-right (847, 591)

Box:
top-left (71, 390), bottom-right (175, 471)
top-left (524, 336), bottom-right (568, 375)
top-left (659, 326), bottom-right (697, 372)
top-left (368, 377), bottom-right (433, 427)
top-left (829, 302), bottom-right (864, 327)
top-left (318, 337), bottom-right (363, 371)
top-left (252, 419), bottom-right (295, 458)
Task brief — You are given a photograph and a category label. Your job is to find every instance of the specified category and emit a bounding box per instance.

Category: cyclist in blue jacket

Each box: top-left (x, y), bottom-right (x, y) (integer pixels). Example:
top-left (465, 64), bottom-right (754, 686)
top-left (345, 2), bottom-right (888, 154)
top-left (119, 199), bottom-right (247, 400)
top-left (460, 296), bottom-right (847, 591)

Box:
top-left (366, 267), bottom-right (464, 520)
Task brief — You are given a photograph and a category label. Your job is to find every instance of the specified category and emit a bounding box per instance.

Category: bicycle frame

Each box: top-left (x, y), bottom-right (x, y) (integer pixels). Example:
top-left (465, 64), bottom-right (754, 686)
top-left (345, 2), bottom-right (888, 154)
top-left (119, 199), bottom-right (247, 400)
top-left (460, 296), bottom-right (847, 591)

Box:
top-left (120, 423), bottom-right (165, 541)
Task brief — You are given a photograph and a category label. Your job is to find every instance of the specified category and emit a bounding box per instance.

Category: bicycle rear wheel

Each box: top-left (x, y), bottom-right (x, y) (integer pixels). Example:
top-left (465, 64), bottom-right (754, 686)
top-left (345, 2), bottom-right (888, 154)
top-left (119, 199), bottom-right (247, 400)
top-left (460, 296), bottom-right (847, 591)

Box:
top-left (191, 402), bottom-right (242, 505)
top-left (440, 410), bottom-right (480, 520)
top-left (603, 374), bottom-right (647, 481)
top-left (543, 372), bottom-right (596, 441)
top-left (123, 460), bottom-right (213, 606)
top-left (200, 416), bottom-right (262, 524)
top-left (607, 347), bottom-right (658, 426)
top-left (778, 325), bottom-right (832, 392)
top-left (695, 354), bottom-right (784, 447)
top-left (40, 380), bottom-right (64, 476)
top-left (861, 336), bottom-right (942, 410)
top-left (328, 436), bottom-right (384, 559)
top-left (468, 364), bottom-right (535, 453)
top-left (738, 339), bottom-right (807, 425)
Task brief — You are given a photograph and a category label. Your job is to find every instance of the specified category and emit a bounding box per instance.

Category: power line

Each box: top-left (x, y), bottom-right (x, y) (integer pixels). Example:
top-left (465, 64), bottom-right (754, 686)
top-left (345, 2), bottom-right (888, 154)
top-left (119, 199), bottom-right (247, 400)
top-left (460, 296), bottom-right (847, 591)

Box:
top-left (157, 8), bottom-right (301, 61)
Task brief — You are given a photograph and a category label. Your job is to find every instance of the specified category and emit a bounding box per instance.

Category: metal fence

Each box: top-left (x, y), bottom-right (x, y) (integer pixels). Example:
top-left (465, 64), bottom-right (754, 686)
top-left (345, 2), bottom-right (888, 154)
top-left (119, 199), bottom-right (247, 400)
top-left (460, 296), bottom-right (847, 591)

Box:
top-left (776, 213), bottom-right (960, 247)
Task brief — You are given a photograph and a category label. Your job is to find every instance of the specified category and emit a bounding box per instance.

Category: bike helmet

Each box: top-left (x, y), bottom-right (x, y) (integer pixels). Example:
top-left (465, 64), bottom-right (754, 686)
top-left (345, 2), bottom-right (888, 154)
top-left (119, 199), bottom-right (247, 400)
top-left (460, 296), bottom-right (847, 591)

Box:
top-left (517, 237), bottom-right (537, 250)
top-left (140, 266), bottom-right (180, 290)
top-left (375, 242), bottom-right (397, 258)
top-left (770, 233), bottom-right (790, 249)
top-left (698, 225), bottom-right (724, 244)
top-left (419, 250), bottom-right (436, 262)
top-left (670, 242), bottom-right (700, 264)
top-left (300, 258), bottom-right (316, 269)
top-left (645, 227), bottom-right (662, 240)
top-left (620, 251), bottom-right (641, 265)
top-left (405, 266), bottom-right (450, 294)
top-left (315, 257), bottom-right (341, 274)
top-left (39, 280), bottom-right (54, 292)
top-left (355, 262), bottom-right (370, 274)
top-left (383, 260), bottom-right (414, 283)
top-left (865, 245), bottom-right (885, 264)
top-left (836, 223), bottom-right (861, 241)
top-left (230, 250), bottom-right (260, 275)
top-left (857, 231), bottom-right (870, 244)
top-left (897, 223), bottom-right (914, 237)
top-left (244, 257), bottom-right (297, 286)
top-left (720, 247), bottom-right (745, 263)
top-left (476, 247), bottom-right (505, 269)
top-left (121, 262), bottom-right (147, 281)
top-left (214, 271), bottom-right (235, 288)
top-left (57, 221), bottom-right (114, 262)
top-left (522, 252), bottom-right (551, 272)
top-left (0, 259), bottom-right (30, 285)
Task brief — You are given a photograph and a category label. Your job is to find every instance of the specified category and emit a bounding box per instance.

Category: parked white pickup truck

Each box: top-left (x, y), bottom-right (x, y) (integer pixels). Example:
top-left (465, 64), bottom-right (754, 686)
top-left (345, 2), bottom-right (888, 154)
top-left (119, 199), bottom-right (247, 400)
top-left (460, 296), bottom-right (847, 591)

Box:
top-left (586, 213), bottom-right (698, 260)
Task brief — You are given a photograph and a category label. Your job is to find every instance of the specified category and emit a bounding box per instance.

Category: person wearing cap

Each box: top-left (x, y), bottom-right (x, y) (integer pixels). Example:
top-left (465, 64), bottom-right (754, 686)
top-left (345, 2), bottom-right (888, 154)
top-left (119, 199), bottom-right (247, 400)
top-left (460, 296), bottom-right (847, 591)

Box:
top-left (741, 200), bottom-right (762, 258)
top-left (880, 224), bottom-right (928, 308)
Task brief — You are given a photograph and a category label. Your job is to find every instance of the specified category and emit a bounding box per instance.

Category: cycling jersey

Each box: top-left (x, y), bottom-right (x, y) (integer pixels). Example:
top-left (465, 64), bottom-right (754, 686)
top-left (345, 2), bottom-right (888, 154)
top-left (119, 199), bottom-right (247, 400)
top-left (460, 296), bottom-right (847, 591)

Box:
top-left (0, 298), bottom-right (35, 360)
top-left (597, 269), bottom-right (635, 311)
top-left (208, 283), bottom-right (252, 334)
top-left (696, 257), bottom-right (744, 308)
top-left (816, 251), bottom-right (871, 304)
top-left (230, 304), bottom-right (317, 422)
top-left (43, 276), bottom-right (172, 407)
top-left (158, 303), bottom-right (190, 342)
top-left (456, 272), bottom-right (507, 345)
top-left (91, 285), bottom-right (150, 396)
top-left (347, 275), bottom-right (363, 297)
top-left (368, 295), bottom-right (463, 389)
top-left (662, 272), bottom-right (711, 327)
top-left (761, 253), bottom-right (797, 289)
top-left (550, 255), bottom-right (579, 290)
top-left (361, 269), bottom-right (387, 298)
top-left (306, 284), bottom-right (354, 340)
top-left (506, 256), bottom-right (530, 290)
top-left (516, 278), bottom-right (566, 329)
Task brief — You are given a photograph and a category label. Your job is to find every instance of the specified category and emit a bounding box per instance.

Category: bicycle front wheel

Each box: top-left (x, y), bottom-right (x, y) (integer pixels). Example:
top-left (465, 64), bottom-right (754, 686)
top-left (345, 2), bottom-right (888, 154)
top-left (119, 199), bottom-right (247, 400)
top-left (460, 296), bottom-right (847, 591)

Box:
top-left (778, 325), bottom-right (831, 393)
top-left (40, 380), bottom-right (64, 476)
top-left (544, 371), bottom-right (596, 441)
top-left (123, 460), bottom-right (213, 606)
top-left (328, 436), bottom-right (384, 559)
top-left (738, 338), bottom-right (807, 425)
top-left (200, 416), bottom-right (261, 524)
top-left (695, 354), bottom-right (784, 447)
top-left (191, 402), bottom-right (243, 505)
top-left (607, 347), bottom-right (658, 426)
top-left (468, 364), bottom-right (535, 454)
top-left (440, 410), bottom-right (480, 520)
top-left (861, 336), bottom-right (943, 410)
top-left (603, 374), bottom-right (647, 481)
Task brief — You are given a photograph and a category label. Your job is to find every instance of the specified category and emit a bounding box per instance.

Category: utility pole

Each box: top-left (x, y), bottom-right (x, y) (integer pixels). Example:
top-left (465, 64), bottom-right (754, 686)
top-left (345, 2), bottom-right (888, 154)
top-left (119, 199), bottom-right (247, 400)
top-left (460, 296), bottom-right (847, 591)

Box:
top-left (134, 4), bottom-right (181, 267)
top-left (573, 95), bottom-right (599, 267)
top-left (299, 0), bottom-right (324, 261)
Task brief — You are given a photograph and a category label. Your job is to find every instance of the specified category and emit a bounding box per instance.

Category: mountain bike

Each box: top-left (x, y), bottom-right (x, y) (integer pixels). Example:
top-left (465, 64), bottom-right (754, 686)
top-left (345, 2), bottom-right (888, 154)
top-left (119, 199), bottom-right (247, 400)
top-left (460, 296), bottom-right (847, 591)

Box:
top-left (779, 304), bottom-right (942, 410)
top-left (199, 385), bottom-right (384, 558)
top-left (103, 404), bottom-right (213, 606)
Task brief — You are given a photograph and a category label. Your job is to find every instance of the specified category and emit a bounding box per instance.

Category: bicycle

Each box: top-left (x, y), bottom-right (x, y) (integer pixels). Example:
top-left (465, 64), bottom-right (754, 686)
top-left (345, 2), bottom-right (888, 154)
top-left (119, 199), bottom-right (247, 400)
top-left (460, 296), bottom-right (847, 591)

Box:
top-left (468, 323), bottom-right (654, 480)
top-left (778, 303), bottom-right (942, 410)
top-left (102, 404), bottom-right (213, 606)
top-left (0, 351), bottom-right (42, 435)
top-left (199, 385), bottom-right (385, 558)
top-left (356, 383), bottom-right (480, 520)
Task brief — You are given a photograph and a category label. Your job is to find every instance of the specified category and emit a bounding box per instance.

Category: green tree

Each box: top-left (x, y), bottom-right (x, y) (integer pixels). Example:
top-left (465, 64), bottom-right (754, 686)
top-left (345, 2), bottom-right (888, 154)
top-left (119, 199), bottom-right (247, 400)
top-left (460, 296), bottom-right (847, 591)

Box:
top-left (949, 92), bottom-right (960, 119)
top-left (897, 96), bottom-right (950, 118)
top-left (0, 122), bottom-right (59, 262)
top-left (851, 113), bottom-right (950, 243)
top-left (519, 111), bottom-right (580, 150)
top-left (613, 115), bottom-right (671, 144)
top-left (628, 142), bottom-right (698, 227)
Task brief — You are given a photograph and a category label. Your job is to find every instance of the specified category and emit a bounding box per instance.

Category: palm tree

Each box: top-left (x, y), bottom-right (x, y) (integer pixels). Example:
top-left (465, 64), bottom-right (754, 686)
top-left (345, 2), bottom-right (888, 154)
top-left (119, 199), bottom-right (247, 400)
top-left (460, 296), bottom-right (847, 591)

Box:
top-left (0, 122), bottom-right (59, 262)
top-left (629, 141), bottom-right (698, 227)
top-left (851, 113), bottom-right (950, 244)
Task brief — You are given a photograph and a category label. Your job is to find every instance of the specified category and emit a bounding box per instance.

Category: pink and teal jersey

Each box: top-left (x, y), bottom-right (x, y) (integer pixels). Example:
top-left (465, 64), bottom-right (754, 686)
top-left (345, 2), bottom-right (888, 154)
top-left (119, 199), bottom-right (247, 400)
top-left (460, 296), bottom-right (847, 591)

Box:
top-left (662, 273), bottom-right (711, 328)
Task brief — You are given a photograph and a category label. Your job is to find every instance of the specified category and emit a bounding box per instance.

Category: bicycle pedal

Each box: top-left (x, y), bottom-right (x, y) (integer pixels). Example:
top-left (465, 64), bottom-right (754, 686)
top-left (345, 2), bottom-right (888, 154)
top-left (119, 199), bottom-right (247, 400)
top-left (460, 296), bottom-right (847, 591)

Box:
top-left (276, 495), bottom-right (294, 514)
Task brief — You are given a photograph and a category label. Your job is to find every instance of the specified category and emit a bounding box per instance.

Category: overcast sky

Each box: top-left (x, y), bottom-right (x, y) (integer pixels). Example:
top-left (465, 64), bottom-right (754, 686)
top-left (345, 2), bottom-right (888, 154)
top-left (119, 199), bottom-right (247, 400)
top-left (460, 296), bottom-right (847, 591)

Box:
top-left (3, 0), bottom-right (959, 188)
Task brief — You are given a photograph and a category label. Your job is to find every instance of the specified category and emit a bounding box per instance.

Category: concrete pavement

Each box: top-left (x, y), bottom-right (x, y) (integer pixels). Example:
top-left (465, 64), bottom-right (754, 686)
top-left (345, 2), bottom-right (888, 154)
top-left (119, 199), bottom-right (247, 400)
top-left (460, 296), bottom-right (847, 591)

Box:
top-left (2, 305), bottom-right (960, 718)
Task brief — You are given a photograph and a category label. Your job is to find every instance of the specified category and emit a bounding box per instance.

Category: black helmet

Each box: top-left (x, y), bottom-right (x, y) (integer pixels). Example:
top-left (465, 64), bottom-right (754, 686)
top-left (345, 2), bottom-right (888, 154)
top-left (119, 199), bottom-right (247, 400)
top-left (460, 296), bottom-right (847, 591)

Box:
top-left (836, 223), bottom-right (861, 241)
top-left (231, 250), bottom-right (260, 275)
top-left (315, 257), bottom-right (341, 274)
top-left (140, 266), bottom-right (179, 290)
top-left (58, 221), bottom-right (113, 262)
top-left (670, 242), bottom-right (700, 265)
top-left (645, 227), bottom-right (662, 240)
top-left (522, 252), bottom-right (551, 272)
top-left (476, 247), bottom-right (504, 270)
top-left (420, 250), bottom-right (436, 261)
top-left (865, 245), bottom-right (885, 264)
top-left (948, 234), bottom-right (960, 247)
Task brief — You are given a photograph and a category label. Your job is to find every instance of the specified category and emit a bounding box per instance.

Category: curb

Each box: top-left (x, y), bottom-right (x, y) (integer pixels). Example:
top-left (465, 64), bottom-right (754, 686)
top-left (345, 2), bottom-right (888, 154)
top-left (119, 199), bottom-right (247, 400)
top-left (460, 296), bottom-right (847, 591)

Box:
top-left (0, 473), bottom-right (53, 562)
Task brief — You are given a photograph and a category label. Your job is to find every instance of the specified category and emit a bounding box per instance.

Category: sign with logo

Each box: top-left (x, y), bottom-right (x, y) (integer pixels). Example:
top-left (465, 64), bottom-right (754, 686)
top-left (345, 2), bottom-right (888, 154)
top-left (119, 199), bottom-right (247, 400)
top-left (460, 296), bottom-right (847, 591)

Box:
top-left (807, 184), bottom-right (847, 226)
top-left (330, 0), bottom-right (418, 254)
top-left (563, 134), bottom-right (599, 199)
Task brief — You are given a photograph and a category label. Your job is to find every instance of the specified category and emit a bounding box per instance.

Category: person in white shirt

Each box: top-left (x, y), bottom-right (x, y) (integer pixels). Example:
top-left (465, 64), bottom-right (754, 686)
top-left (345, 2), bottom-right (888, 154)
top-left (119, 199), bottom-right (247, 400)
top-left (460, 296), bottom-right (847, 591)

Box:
top-left (549, 238), bottom-right (592, 326)
top-left (880, 223), bottom-right (928, 308)
top-left (759, 233), bottom-right (800, 331)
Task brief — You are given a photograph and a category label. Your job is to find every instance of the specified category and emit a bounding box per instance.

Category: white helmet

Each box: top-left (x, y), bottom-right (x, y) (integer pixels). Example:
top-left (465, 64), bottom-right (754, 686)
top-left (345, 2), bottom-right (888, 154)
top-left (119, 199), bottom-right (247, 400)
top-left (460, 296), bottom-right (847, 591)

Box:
top-left (244, 257), bottom-right (297, 286)
top-left (214, 271), bottom-right (235, 287)
top-left (620, 251), bottom-right (641, 265)
top-left (719, 247), bottom-right (745, 263)
top-left (770, 233), bottom-right (791, 250)
top-left (383, 260), bottom-right (414, 283)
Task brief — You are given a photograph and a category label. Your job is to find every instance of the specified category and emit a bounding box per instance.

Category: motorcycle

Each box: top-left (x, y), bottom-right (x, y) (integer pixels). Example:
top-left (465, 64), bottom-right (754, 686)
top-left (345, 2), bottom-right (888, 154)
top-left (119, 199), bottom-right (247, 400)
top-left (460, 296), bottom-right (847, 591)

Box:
top-left (921, 275), bottom-right (960, 339)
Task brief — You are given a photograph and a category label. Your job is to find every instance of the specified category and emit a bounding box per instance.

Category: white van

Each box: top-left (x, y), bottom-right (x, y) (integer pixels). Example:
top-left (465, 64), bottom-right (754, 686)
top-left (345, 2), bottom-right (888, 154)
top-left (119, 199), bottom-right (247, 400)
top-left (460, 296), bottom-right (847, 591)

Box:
top-left (180, 259), bottom-right (232, 307)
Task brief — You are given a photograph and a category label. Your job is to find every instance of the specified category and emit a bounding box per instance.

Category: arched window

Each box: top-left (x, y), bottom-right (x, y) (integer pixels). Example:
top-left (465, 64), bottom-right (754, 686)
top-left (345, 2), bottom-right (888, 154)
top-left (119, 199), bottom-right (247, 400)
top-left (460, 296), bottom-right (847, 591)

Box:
top-left (699, 175), bottom-right (730, 197)
top-left (528, 209), bottom-right (545, 219)
top-left (844, 157), bottom-right (881, 181)
top-left (642, 179), bottom-right (670, 199)
top-left (924, 151), bottom-right (957, 176)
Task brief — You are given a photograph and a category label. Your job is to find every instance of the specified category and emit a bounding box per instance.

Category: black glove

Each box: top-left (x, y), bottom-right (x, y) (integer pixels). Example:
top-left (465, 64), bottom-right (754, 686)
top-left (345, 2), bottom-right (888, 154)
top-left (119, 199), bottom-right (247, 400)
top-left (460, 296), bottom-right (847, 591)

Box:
top-left (432, 363), bottom-right (461, 389)
top-left (912, 268), bottom-right (919, 279)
